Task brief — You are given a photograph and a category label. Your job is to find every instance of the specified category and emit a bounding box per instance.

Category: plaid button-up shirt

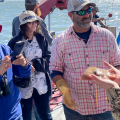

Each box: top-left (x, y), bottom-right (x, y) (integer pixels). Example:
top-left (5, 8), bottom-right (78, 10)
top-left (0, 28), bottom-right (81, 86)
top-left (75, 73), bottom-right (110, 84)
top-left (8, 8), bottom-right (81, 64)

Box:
top-left (49, 23), bottom-right (120, 115)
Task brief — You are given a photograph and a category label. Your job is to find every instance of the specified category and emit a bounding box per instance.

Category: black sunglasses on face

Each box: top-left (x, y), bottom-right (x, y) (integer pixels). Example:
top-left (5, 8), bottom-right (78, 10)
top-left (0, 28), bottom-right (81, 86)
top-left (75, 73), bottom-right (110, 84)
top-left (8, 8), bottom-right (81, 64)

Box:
top-left (73, 8), bottom-right (92, 16)
top-left (27, 20), bottom-right (38, 24)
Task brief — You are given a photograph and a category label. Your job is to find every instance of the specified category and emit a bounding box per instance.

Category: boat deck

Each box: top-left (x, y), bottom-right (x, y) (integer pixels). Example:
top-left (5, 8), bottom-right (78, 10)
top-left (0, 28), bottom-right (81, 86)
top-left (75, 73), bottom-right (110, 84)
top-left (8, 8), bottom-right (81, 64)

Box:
top-left (51, 103), bottom-right (65, 120)
top-left (32, 103), bottom-right (65, 120)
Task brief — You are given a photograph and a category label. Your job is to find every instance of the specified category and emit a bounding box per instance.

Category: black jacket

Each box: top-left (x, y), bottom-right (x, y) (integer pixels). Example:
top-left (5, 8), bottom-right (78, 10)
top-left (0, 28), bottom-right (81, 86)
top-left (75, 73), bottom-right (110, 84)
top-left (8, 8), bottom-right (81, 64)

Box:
top-left (8, 31), bottom-right (52, 97)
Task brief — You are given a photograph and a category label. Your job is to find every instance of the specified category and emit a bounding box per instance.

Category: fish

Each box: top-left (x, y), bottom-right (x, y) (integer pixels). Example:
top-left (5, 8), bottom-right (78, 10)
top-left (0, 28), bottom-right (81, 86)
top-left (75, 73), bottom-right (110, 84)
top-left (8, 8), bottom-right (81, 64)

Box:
top-left (80, 67), bottom-right (117, 80)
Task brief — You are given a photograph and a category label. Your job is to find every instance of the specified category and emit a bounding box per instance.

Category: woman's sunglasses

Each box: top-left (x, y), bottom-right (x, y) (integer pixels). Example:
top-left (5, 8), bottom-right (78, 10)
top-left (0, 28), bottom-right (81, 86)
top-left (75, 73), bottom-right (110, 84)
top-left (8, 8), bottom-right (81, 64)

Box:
top-left (73, 8), bottom-right (92, 16)
top-left (27, 20), bottom-right (38, 24)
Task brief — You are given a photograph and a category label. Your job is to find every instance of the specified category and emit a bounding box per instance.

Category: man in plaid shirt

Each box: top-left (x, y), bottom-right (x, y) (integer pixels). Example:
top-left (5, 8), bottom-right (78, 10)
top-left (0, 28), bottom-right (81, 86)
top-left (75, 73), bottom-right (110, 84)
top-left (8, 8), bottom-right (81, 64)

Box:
top-left (49, 0), bottom-right (120, 119)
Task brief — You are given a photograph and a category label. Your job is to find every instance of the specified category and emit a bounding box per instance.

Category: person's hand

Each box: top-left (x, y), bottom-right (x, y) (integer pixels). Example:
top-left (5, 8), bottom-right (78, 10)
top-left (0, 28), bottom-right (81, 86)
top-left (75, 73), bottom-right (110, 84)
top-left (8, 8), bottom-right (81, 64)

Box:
top-left (56, 79), bottom-right (78, 110)
top-left (30, 61), bottom-right (35, 73)
top-left (102, 25), bottom-right (108, 29)
top-left (100, 17), bottom-right (105, 21)
top-left (31, 65), bottom-right (35, 73)
top-left (91, 74), bottom-right (119, 90)
top-left (104, 61), bottom-right (120, 85)
top-left (104, 25), bottom-right (108, 29)
top-left (0, 55), bottom-right (11, 75)
top-left (12, 54), bottom-right (28, 67)
top-left (63, 90), bottom-right (78, 110)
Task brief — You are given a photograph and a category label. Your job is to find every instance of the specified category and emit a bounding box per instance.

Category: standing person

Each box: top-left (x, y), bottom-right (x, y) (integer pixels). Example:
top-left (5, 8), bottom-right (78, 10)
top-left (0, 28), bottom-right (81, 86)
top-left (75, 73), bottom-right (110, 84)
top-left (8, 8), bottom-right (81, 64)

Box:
top-left (12, 0), bottom-right (53, 119)
top-left (0, 25), bottom-right (31, 120)
top-left (8, 11), bottom-right (52, 120)
top-left (49, 0), bottom-right (120, 119)
top-left (92, 6), bottom-right (108, 28)
top-left (12, 0), bottom-right (53, 46)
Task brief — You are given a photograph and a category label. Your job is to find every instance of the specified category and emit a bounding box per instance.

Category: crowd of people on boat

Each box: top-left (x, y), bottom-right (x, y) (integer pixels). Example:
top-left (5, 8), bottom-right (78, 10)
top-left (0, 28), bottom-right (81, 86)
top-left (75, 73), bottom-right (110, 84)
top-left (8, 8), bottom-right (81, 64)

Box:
top-left (0, 0), bottom-right (120, 120)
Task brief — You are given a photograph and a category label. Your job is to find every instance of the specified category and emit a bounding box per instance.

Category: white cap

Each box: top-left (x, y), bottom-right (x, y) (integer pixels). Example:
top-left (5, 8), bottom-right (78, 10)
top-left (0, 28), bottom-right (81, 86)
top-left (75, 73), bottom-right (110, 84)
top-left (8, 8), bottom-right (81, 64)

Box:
top-left (67, 0), bottom-right (96, 12)
top-left (19, 11), bottom-right (40, 26)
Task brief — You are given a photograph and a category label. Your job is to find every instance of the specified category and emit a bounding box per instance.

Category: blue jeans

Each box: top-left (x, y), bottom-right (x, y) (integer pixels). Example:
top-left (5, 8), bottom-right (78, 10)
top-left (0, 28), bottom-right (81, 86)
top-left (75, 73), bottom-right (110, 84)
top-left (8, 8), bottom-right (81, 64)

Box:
top-left (21, 88), bottom-right (52, 120)
top-left (63, 104), bottom-right (113, 120)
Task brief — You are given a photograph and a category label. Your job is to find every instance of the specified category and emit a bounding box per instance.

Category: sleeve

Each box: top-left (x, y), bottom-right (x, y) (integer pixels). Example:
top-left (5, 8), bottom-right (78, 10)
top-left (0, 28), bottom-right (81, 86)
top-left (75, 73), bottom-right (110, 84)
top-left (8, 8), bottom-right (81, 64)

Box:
top-left (7, 38), bottom-right (15, 51)
top-left (12, 63), bottom-right (31, 78)
top-left (50, 70), bottom-right (63, 79)
top-left (95, 14), bottom-right (99, 18)
top-left (9, 46), bottom-right (31, 78)
top-left (40, 19), bottom-right (47, 28)
top-left (1, 45), bottom-right (31, 78)
top-left (31, 38), bottom-right (51, 73)
top-left (108, 32), bottom-right (120, 66)
top-left (49, 36), bottom-right (64, 73)
top-left (106, 87), bottom-right (120, 120)
top-left (40, 20), bottom-right (53, 46)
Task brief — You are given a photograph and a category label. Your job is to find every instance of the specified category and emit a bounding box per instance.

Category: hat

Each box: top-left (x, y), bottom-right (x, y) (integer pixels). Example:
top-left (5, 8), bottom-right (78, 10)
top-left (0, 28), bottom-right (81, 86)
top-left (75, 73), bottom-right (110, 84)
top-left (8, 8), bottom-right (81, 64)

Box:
top-left (92, 6), bottom-right (100, 12)
top-left (25, 0), bottom-right (39, 5)
top-left (25, 0), bottom-right (40, 11)
top-left (19, 11), bottom-right (40, 26)
top-left (67, 0), bottom-right (96, 12)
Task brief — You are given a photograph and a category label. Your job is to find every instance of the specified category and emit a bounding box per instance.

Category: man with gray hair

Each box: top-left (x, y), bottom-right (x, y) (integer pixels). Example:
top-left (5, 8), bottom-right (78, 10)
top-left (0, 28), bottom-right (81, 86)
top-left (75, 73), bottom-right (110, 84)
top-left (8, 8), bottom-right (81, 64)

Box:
top-left (49, 0), bottom-right (120, 119)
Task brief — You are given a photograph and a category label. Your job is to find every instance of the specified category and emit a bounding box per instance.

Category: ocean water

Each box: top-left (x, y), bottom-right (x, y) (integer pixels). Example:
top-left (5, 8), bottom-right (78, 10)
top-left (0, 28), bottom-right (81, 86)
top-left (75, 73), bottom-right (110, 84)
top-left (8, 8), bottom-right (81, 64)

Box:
top-left (0, 0), bottom-right (120, 45)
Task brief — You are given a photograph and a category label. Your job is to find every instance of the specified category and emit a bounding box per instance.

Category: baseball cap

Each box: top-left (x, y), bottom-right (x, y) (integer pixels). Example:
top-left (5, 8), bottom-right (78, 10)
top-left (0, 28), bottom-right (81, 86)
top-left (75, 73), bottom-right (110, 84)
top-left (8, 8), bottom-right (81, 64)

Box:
top-left (25, 0), bottom-right (39, 5)
top-left (67, 0), bottom-right (96, 12)
top-left (92, 6), bottom-right (100, 12)
top-left (25, 0), bottom-right (40, 10)
top-left (19, 11), bottom-right (40, 26)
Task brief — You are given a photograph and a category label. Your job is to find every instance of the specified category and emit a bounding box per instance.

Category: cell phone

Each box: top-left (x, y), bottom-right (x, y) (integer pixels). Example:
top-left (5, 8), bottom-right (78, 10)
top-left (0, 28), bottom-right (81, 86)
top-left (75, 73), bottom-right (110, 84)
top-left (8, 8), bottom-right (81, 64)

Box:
top-left (10, 40), bottom-right (28, 62)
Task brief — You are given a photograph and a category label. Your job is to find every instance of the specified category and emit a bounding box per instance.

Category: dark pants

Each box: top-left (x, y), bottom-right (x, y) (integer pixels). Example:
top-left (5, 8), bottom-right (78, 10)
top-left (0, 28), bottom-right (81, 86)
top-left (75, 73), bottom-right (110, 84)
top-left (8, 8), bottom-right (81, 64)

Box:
top-left (18, 116), bottom-right (23, 120)
top-left (63, 104), bottom-right (113, 120)
top-left (34, 101), bottom-right (41, 120)
top-left (21, 88), bottom-right (52, 120)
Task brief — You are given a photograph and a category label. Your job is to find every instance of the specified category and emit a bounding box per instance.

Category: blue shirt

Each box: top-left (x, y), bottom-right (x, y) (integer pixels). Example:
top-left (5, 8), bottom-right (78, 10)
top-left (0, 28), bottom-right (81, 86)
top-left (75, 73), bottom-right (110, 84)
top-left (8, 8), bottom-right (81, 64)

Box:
top-left (93, 14), bottom-right (99, 25)
top-left (0, 44), bottom-right (31, 120)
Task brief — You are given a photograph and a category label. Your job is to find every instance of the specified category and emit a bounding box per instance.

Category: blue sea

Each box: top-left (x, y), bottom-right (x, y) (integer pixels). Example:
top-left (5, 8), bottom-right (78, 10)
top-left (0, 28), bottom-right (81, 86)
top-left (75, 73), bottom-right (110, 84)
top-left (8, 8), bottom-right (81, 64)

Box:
top-left (0, 0), bottom-right (120, 44)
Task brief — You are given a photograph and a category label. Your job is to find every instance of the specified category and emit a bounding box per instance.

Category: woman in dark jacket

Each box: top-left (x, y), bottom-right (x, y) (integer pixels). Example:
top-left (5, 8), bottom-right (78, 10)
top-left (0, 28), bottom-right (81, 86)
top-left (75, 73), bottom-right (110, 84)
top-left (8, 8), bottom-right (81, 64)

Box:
top-left (8, 10), bottom-right (52, 120)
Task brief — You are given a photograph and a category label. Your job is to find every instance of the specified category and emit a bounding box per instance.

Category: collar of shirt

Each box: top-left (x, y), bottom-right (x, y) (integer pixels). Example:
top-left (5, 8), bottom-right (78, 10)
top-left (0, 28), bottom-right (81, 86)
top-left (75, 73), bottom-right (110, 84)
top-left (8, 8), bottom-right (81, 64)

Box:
top-left (68, 22), bottom-right (98, 36)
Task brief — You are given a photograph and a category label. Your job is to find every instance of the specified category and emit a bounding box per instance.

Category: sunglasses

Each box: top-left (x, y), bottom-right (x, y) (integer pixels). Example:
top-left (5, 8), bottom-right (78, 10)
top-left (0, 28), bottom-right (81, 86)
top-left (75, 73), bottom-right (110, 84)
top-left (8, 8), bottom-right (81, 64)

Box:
top-left (73, 8), bottom-right (92, 16)
top-left (27, 20), bottom-right (38, 24)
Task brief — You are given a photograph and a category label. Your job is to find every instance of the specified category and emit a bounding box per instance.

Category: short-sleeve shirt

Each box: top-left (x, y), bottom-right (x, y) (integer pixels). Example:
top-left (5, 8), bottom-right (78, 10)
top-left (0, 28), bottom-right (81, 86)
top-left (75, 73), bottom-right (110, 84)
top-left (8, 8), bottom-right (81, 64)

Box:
top-left (49, 23), bottom-right (120, 115)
